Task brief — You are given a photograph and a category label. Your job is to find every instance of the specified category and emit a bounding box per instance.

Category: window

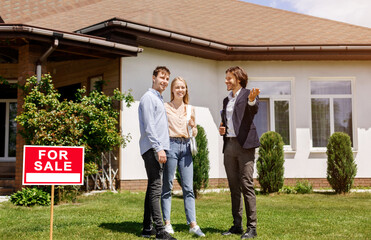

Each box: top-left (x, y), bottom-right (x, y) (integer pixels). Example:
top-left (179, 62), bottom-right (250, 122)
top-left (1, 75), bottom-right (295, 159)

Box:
top-left (89, 75), bottom-right (103, 93)
top-left (0, 48), bottom-right (18, 63)
top-left (57, 83), bottom-right (81, 101)
top-left (310, 78), bottom-right (354, 148)
top-left (250, 78), bottom-right (293, 147)
top-left (0, 81), bottom-right (17, 161)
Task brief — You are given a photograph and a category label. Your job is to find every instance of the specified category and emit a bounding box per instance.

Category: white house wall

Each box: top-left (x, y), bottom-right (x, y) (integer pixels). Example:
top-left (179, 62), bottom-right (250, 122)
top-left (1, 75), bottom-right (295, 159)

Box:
top-left (121, 47), bottom-right (371, 181)
top-left (120, 48), bottom-right (222, 180)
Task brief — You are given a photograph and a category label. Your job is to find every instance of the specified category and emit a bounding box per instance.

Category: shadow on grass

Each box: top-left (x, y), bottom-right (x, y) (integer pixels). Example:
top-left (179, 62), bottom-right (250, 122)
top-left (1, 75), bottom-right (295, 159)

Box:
top-left (99, 221), bottom-right (222, 236)
top-left (313, 192), bottom-right (337, 196)
top-left (99, 221), bottom-right (141, 236)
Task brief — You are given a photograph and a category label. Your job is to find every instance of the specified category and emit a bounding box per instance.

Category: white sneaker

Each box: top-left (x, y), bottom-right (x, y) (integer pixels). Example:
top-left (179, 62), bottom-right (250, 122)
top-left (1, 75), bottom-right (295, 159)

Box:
top-left (189, 225), bottom-right (205, 237)
top-left (164, 224), bottom-right (175, 234)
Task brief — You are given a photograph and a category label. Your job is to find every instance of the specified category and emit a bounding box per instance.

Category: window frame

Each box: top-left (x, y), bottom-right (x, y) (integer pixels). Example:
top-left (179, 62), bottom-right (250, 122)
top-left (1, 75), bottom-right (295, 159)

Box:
top-left (88, 74), bottom-right (104, 93)
top-left (249, 77), bottom-right (295, 151)
top-left (309, 77), bottom-right (356, 151)
top-left (0, 79), bottom-right (17, 162)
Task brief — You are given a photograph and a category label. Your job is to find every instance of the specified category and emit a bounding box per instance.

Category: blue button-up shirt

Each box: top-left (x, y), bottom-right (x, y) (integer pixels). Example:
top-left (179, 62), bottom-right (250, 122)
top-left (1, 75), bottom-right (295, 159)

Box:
top-left (138, 88), bottom-right (170, 155)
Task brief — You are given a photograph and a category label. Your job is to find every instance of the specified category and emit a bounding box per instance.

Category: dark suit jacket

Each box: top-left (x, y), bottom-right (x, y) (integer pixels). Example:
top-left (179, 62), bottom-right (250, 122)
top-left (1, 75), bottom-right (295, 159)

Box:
top-left (221, 88), bottom-right (260, 152)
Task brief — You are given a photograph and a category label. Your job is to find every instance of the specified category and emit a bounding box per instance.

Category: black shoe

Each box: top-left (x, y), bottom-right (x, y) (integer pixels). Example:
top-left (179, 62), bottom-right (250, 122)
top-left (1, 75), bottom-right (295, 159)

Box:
top-left (222, 225), bottom-right (243, 236)
top-left (241, 227), bottom-right (257, 239)
top-left (141, 228), bottom-right (156, 238)
top-left (156, 230), bottom-right (177, 240)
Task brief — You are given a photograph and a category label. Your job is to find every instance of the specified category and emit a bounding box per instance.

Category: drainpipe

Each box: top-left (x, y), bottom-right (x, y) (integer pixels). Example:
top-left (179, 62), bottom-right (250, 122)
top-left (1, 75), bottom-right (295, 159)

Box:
top-left (36, 38), bottom-right (59, 83)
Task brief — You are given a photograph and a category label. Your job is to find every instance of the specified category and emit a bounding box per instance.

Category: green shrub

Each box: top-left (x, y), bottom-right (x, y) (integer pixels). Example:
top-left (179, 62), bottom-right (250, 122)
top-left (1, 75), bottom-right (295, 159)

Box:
top-left (177, 125), bottom-right (210, 198)
top-left (326, 132), bottom-right (357, 194)
top-left (257, 131), bottom-right (285, 194)
top-left (280, 186), bottom-right (296, 194)
top-left (10, 187), bottom-right (50, 206)
top-left (295, 180), bottom-right (313, 194)
top-left (15, 74), bottom-right (134, 163)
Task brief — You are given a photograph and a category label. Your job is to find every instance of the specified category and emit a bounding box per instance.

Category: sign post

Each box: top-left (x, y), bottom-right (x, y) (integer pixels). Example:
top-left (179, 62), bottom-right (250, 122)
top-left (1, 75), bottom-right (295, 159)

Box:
top-left (23, 145), bottom-right (84, 240)
top-left (50, 185), bottom-right (54, 240)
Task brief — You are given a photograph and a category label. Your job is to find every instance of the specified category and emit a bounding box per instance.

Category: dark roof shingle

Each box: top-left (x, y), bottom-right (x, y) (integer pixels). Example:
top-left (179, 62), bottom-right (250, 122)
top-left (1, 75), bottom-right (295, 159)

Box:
top-left (2, 0), bottom-right (371, 46)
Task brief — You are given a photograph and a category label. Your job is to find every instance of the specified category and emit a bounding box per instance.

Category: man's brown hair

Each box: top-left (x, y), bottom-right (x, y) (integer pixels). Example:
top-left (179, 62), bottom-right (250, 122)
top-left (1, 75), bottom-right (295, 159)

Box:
top-left (226, 66), bottom-right (248, 88)
top-left (153, 66), bottom-right (170, 77)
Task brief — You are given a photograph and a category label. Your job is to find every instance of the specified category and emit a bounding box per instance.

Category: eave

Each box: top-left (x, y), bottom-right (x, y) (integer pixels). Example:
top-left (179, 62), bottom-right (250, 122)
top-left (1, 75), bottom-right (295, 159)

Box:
top-left (0, 24), bottom-right (143, 61)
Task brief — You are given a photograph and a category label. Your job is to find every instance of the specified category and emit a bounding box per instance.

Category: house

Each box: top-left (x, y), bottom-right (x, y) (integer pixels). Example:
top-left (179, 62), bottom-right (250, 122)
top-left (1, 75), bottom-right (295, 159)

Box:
top-left (1, 0), bottom-right (370, 194)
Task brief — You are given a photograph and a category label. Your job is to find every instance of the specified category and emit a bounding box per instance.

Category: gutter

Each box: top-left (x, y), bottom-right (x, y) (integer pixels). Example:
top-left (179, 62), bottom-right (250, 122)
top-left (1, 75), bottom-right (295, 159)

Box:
top-left (0, 24), bottom-right (143, 53)
top-left (36, 38), bottom-right (59, 82)
top-left (76, 19), bottom-right (371, 52)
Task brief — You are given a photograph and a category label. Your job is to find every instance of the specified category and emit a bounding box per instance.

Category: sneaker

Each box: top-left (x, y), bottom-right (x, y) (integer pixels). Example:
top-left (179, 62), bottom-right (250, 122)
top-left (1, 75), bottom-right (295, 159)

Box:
top-left (141, 227), bottom-right (156, 238)
top-left (241, 227), bottom-right (257, 239)
top-left (222, 225), bottom-right (243, 236)
top-left (164, 224), bottom-right (175, 234)
top-left (156, 230), bottom-right (177, 240)
top-left (189, 225), bottom-right (205, 237)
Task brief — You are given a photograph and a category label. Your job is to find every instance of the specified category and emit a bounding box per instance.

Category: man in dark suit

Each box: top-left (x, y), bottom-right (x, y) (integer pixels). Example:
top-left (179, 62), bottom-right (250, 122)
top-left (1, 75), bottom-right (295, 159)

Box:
top-left (219, 66), bottom-right (260, 239)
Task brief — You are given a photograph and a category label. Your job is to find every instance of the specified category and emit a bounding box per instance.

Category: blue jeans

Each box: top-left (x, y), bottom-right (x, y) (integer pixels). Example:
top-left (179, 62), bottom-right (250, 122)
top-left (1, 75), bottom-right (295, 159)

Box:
top-left (161, 137), bottom-right (196, 225)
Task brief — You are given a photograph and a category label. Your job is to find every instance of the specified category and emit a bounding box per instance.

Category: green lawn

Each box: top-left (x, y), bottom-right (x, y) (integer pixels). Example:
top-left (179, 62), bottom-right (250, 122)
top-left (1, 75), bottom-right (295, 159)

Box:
top-left (0, 191), bottom-right (370, 239)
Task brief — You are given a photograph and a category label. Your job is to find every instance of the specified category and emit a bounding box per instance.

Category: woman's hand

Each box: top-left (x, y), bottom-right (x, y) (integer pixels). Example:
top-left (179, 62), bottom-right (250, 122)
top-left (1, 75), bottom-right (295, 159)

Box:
top-left (188, 118), bottom-right (195, 128)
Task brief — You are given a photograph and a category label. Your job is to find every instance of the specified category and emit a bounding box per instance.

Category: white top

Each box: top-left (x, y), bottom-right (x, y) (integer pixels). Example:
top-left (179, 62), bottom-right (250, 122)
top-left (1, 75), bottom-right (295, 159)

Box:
top-left (226, 88), bottom-right (256, 137)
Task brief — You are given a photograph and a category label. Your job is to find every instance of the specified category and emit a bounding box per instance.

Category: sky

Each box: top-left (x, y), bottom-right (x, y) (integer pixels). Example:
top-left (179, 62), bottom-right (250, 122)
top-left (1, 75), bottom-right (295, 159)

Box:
top-left (241, 0), bottom-right (371, 28)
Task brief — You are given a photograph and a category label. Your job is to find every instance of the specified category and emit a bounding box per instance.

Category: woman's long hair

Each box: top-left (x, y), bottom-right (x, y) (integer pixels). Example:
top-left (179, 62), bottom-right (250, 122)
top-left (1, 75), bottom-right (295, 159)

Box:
top-left (170, 77), bottom-right (189, 104)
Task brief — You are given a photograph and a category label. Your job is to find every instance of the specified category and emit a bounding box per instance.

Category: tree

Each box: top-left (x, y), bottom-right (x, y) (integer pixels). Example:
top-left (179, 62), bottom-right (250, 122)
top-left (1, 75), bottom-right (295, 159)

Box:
top-left (326, 132), bottom-right (357, 194)
top-left (16, 74), bottom-right (134, 172)
top-left (257, 131), bottom-right (285, 193)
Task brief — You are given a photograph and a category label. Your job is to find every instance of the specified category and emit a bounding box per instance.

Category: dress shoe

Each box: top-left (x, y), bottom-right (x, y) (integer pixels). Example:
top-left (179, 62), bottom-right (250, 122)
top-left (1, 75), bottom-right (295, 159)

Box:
top-left (241, 227), bottom-right (257, 239)
top-left (141, 227), bottom-right (156, 238)
top-left (222, 225), bottom-right (243, 235)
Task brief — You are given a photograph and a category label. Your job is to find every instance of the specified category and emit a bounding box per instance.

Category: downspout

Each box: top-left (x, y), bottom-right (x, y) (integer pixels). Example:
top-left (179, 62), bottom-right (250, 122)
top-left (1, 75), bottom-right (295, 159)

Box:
top-left (36, 38), bottom-right (59, 82)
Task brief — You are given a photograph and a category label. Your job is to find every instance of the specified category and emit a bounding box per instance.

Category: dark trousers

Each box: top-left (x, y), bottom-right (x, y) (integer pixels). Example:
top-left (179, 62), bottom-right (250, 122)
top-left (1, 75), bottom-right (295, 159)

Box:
top-left (142, 149), bottom-right (164, 231)
top-left (223, 138), bottom-right (257, 229)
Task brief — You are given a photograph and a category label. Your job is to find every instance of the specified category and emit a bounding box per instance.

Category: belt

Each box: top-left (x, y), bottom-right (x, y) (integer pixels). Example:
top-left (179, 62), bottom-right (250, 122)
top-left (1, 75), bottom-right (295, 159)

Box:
top-left (225, 137), bottom-right (237, 141)
top-left (170, 137), bottom-right (190, 143)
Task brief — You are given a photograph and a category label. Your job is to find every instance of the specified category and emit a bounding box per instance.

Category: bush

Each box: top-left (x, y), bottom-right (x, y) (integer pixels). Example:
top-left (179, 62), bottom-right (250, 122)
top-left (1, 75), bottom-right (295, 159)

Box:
top-left (10, 187), bottom-right (50, 206)
top-left (280, 181), bottom-right (313, 194)
top-left (177, 125), bottom-right (210, 198)
top-left (16, 74), bottom-right (133, 163)
top-left (280, 186), bottom-right (296, 194)
top-left (295, 180), bottom-right (313, 194)
top-left (326, 132), bottom-right (357, 194)
top-left (257, 131), bottom-right (285, 194)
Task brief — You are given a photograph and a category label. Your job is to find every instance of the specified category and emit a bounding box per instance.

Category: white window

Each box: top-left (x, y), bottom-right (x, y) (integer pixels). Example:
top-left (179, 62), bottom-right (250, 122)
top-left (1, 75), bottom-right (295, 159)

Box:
top-left (310, 78), bottom-right (354, 148)
top-left (249, 78), bottom-right (294, 149)
top-left (0, 80), bottom-right (17, 161)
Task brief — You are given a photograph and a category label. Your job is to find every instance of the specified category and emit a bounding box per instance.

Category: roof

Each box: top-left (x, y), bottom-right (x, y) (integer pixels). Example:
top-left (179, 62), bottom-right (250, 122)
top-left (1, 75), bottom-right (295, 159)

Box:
top-left (0, 24), bottom-right (142, 60)
top-left (2, 0), bottom-right (371, 46)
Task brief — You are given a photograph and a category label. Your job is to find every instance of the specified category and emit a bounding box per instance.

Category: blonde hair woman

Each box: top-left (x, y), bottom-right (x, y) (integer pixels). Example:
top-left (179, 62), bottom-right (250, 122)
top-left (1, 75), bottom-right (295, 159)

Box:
top-left (161, 77), bottom-right (205, 237)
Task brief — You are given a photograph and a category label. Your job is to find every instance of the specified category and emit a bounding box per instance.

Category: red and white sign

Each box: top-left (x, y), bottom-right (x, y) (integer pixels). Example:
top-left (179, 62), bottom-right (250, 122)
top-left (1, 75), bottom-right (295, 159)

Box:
top-left (23, 145), bottom-right (84, 185)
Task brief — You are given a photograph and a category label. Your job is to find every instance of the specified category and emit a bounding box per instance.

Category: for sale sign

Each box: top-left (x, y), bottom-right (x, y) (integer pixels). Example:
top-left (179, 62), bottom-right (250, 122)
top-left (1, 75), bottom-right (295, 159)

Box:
top-left (23, 145), bottom-right (84, 185)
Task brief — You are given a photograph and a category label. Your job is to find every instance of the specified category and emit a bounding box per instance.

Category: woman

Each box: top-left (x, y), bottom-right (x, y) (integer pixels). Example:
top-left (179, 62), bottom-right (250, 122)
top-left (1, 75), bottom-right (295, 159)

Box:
top-left (161, 77), bottom-right (205, 237)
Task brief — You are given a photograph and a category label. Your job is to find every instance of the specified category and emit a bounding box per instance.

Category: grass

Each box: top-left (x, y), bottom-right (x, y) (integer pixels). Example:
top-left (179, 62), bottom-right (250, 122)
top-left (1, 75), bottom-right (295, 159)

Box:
top-left (0, 191), bottom-right (370, 239)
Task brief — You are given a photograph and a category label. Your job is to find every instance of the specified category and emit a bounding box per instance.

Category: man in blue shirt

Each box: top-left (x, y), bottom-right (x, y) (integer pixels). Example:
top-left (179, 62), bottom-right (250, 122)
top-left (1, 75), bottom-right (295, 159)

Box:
top-left (138, 66), bottom-right (176, 240)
